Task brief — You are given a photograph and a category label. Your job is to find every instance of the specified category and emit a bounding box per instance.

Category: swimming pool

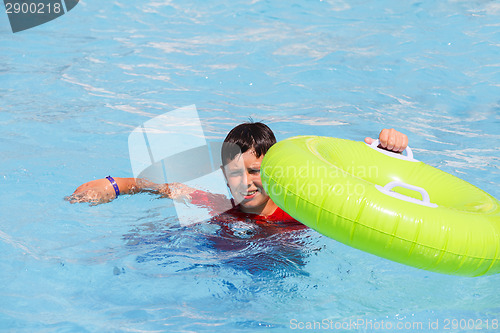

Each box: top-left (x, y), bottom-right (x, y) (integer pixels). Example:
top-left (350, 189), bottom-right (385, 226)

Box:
top-left (1, 0), bottom-right (499, 332)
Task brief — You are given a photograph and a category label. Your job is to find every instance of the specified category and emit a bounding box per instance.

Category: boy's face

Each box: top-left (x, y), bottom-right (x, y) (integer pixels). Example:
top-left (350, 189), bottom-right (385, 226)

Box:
top-left (223, 149), bottom-right (270, 214)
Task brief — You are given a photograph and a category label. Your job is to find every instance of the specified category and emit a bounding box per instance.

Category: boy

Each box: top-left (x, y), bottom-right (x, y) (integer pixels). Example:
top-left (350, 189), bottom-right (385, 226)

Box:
top-left (67, 123), bottom-right (408, 223)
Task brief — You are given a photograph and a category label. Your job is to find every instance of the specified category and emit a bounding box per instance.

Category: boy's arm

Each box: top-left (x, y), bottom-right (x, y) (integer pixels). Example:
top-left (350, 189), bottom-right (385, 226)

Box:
top-left (364, 128), bottom-right (409, 153)
top-left (66, 177), bottom-right (195, 205)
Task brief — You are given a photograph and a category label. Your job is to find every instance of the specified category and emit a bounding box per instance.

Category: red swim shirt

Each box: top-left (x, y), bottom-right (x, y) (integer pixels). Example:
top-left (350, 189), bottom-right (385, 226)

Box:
top-left (188, 189), bottom-right (305, 229)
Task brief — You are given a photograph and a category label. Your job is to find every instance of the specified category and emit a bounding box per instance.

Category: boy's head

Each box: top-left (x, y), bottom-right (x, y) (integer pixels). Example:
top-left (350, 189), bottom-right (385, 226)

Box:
top-left (221, 122), bottom-right (276, 163)
top-left (221, 122), bottom-right (277, 214)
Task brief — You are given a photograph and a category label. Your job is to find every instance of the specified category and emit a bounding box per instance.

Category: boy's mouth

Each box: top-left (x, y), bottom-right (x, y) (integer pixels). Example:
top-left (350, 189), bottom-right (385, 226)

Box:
top-left (242, 190), bottom-right (258, 199)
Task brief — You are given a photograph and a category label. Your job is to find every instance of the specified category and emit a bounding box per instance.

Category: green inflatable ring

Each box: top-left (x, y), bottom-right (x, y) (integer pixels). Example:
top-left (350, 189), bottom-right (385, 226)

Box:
top-left (261, 136), bottom-right (500, 277)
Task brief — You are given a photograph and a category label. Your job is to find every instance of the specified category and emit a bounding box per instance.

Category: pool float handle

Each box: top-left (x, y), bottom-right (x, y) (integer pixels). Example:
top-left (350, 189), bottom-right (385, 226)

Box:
top-left (376, 181), bottom-right (438, 208)
top-left (370, 139), bottom-right (414, 160)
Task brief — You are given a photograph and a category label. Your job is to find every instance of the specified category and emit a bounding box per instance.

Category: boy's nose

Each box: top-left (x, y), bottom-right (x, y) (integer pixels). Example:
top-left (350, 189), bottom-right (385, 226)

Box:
top-left (245, 172), bottom-right (254, 186)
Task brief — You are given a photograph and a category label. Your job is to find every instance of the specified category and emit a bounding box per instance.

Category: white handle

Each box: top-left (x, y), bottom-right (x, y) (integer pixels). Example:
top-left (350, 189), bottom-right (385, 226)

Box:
top-left (375, 181), bottom-right (438, 208)
top-left (369, 139), bottom-right (415, 161)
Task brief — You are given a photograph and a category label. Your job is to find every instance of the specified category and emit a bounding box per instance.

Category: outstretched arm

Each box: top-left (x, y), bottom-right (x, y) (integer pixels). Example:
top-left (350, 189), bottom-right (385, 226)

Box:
top-left (66, 177), bottom-right (195, 205)
top-left (364, 128), bottom-right (408, 153)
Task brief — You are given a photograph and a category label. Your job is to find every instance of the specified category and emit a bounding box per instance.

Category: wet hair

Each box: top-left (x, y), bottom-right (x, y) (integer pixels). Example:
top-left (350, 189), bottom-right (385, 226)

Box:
top-left (221, 122), bottom-right (277, 164)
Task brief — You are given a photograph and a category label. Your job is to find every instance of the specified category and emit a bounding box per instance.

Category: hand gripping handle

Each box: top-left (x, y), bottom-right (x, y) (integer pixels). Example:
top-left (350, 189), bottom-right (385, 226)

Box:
top-left (369, 139), bottom-right (415, 161)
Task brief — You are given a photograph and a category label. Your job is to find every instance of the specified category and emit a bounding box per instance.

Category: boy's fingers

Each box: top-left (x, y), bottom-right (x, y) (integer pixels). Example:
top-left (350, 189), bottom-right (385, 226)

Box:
top-left (400, 134), bottom-right (409, 152)
top-left (364, 137), bottom-right (375, 144)
top-left (66, 190), bottom-right (98, 204)
top-left (374, 129), bottom-right (409, 153)
top-left (64, 195), bottom-right (76, 204)
top-left (385, 133), bottom-right (396, 150)
top-left (378, 129), bottom-right (389, 148)
top-left (382, 128), bottom-right (403, 151)
top-left (393, 134), bottom-right (402, 152)
top-left (392, 132), bottom-right (408, 152)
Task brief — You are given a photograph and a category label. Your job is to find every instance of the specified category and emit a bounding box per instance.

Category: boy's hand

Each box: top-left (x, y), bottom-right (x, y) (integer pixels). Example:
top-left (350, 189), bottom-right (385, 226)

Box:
top-left (65, 178), bottom-right (117, 205)
top-left (364, 128), bottom-right (408, 153)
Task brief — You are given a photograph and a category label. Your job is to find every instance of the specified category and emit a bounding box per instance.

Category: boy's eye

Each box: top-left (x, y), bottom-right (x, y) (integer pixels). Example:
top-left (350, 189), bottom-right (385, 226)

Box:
top-left (249, 169), bottom-right (260, 174)
top-left (230, 171), bottom-right (242, 177)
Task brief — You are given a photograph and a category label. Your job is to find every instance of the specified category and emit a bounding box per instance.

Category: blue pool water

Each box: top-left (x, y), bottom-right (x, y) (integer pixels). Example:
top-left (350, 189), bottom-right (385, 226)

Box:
top-left (1, 0), bottom-right (499, 332)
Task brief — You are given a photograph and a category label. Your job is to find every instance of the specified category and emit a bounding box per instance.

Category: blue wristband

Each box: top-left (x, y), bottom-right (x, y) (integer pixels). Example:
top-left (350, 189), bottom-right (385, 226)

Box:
top-left (106, 176), bottom-right (120, 197)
